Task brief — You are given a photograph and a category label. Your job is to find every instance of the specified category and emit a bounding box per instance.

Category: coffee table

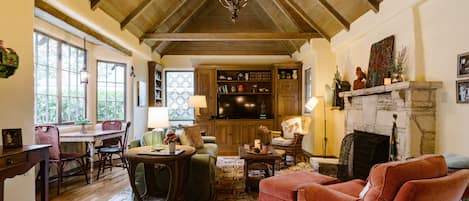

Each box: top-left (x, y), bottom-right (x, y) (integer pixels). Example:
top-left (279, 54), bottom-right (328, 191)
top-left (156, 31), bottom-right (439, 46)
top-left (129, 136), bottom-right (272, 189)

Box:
top-left (125, 145), bottom-right (196, 201)
top-left (238, 146), bottom-right (282, 192)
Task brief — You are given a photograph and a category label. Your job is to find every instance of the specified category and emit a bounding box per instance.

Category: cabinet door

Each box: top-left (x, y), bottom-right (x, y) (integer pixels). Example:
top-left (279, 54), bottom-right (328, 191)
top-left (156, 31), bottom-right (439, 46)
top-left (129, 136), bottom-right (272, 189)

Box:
top-left (241, 120), bottom-right (274, 145)
top-left (214, 121), bottom-right (237, 155)
top-left (195, 68), bottom-right (216, 119)
top-left (276, 80), bottom-right (300, 129)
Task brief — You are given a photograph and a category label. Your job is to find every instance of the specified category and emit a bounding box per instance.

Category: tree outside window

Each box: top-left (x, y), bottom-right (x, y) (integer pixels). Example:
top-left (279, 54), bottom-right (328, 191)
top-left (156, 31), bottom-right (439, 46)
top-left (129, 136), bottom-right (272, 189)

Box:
top-left (97, 61), bottom-right (126, 121)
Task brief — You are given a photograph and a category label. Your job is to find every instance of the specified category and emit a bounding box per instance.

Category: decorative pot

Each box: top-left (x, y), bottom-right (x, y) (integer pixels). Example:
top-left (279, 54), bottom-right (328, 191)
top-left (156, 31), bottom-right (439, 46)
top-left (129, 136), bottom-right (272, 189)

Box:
top-left (237, 84), bottom-right (244, 92)
top-left (168, 141), bottom-right (176, 154)
top-left (391, 73), bottom-right (402, 83)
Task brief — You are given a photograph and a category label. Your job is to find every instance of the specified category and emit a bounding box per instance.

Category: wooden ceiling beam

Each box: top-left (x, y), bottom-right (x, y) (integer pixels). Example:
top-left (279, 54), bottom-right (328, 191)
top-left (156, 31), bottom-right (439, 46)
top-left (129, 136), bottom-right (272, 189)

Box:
top-left (273, 0), bottom-right (315, 33)
top-left (368, 0), bottom-right (381, 13)
top-left (90, 0), bottom-right (103, 11)
top-left (36, 0), bottom-right (132, 56)
top-left (142, 0), bottom-right (188, 40)
top-left (285, 0), bottom-right (330, 41)
top-left (316, 0), bottom-right (350, 30)
top-left (143, 32), bottom-right (320, 41)
top-left (121, 0), bottom-right (154, 30)
top-left (254, 0), bottom-right (300, 54)
top-left (152, 0), bottom-right (208, 53)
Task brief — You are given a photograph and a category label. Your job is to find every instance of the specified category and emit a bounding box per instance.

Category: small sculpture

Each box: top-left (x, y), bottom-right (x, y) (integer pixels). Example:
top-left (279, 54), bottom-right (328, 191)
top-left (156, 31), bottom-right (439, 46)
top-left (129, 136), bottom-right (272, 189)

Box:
top-left (353, 67), bottom-right (367, 90)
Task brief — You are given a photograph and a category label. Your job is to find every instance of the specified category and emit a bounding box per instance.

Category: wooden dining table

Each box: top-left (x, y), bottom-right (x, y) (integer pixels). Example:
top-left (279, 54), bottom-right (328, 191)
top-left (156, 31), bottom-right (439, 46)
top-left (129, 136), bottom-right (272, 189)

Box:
top-left (60, 129), bottom-right (125, 183)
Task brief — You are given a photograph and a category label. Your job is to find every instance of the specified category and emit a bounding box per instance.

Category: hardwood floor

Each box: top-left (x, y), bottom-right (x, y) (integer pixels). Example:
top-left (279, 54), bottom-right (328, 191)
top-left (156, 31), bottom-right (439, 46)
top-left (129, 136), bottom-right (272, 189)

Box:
top-left (38, 164), bottom-right (130, 201)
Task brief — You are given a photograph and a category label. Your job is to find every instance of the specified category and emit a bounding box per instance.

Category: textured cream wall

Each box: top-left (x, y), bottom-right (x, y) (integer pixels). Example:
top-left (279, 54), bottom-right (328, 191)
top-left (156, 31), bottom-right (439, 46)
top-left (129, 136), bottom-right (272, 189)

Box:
top-left (0, 0), bottom-right (36, 200)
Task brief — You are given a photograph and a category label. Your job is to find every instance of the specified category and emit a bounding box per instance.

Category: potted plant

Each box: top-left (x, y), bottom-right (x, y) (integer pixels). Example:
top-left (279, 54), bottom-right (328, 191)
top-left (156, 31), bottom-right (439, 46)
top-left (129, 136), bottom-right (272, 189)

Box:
top-left (387, 46), bottom-right (407, 83)
top-left (75, 118), bottom-right (90, 134)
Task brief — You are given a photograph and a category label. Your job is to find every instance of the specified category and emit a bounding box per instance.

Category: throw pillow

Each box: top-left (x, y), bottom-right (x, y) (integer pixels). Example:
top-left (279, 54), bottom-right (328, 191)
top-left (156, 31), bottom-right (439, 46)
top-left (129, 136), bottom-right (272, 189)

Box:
top-left (281, 117), bottom-right (302, 139)
top-left (176, 128), bottom-right (193, 146)
top-left (183, 125), bottom-right (204, 149)
top-left (359, 182), bottom-right (371, 198)
top-left (444, 154), bottom-right (469, 169)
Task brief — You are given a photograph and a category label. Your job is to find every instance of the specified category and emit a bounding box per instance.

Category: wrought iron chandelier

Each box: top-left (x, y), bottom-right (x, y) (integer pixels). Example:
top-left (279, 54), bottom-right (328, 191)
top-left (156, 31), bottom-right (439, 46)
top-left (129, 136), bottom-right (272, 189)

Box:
top-left (219, 0), bottom-right (248, 23)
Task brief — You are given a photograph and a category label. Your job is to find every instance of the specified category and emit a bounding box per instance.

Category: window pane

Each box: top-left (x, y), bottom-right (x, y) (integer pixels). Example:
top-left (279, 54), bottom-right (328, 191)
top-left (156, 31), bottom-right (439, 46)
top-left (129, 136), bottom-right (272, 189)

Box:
top-left (96, 61), bottom-right (126, 121)
top-left (166, 71), bottom-right (194, 121)
top-left (34, 32), bottom-right (86, 124)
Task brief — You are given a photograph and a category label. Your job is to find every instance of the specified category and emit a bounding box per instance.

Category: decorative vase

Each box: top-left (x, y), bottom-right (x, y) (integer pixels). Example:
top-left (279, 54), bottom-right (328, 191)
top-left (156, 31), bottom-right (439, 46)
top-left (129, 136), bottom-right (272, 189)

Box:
top-left (391, 73), bottom-right (402, 83)
top-left (292, 70), bottom-right (298, 79)
top-left (168, 141), bottom-right (176, 154)
top-left (80, 125), bottom-right (87, 134)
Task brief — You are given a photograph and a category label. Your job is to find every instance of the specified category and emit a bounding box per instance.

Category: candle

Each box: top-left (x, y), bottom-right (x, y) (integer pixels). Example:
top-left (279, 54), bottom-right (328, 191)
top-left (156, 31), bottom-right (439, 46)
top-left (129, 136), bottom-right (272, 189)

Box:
top-left (254, 139), bottom-right (261, 149)
top-left (384, 78), bottom-right (392, 85)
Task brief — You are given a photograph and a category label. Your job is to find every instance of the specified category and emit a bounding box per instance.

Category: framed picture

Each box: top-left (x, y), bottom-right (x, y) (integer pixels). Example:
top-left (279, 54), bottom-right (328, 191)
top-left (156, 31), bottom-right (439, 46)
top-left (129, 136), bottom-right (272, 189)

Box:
top-left (457, 52), bottom-right (469, 77)
top-left (2, 128), bottom-right (23, 149)
top-left (367, 35), bottom-right (395, 88)
top-left (456, 79), bottom-right (469, 103)
top-left (137, 81), bottom-right (146, 107)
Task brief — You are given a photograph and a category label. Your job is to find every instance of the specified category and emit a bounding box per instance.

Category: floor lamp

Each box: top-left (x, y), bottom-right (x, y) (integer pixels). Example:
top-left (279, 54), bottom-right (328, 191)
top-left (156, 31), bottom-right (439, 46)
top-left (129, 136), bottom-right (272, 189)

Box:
top-left (305, 96), bottom-right (328, 157)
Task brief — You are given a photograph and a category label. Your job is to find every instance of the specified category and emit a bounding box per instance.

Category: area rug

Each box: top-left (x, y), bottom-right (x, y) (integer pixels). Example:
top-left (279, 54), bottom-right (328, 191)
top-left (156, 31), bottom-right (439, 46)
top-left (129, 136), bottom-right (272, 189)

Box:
top-left (109, 157), bottom-right (313, 201)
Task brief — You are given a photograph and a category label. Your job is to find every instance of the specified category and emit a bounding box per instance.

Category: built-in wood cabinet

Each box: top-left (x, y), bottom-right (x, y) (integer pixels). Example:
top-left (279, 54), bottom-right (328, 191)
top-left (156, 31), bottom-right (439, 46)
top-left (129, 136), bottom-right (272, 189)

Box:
top-left (274, 63), bottom-right (303, 130)
top-left (195, 63), bottom-right (302, 155)
top-left (148, 61), bottom-right (163, 106)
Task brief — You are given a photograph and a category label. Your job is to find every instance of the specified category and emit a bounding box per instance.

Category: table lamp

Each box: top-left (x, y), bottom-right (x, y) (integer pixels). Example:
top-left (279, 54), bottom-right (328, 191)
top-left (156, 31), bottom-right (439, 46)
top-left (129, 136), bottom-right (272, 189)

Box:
top-left (147, 107), bottom-right (169, 147)
top-left (189, 95), bottom-right (207, 116)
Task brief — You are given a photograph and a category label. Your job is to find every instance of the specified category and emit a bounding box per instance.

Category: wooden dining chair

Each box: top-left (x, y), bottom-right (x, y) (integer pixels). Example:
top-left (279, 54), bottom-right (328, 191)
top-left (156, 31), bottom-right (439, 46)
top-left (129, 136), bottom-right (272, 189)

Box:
top-left (100, 120), bottom-right (123, 147)
top-left (35, 125), bottom-right (89, 195)
top-left (96, 122), bottom-right (131, 180)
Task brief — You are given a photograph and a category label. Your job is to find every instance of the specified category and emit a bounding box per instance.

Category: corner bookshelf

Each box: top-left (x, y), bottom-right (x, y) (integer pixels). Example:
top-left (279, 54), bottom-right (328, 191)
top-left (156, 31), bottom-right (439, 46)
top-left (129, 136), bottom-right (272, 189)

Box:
top-left (148, 61), bottom-right (163, 107)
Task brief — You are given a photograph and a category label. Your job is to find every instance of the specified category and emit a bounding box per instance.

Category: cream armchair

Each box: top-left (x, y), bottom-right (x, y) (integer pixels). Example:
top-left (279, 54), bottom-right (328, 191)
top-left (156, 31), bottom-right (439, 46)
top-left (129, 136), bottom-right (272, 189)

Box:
top-left (259, 116), bottom-right (311, 165)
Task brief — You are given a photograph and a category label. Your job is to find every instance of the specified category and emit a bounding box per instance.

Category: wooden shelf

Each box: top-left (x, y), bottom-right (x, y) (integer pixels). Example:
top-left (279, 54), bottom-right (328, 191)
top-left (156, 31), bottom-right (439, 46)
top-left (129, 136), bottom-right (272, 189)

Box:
top-left (217, 80), bottom-right (271, 83)
top-left (218, 92), bottom-right (272, 95)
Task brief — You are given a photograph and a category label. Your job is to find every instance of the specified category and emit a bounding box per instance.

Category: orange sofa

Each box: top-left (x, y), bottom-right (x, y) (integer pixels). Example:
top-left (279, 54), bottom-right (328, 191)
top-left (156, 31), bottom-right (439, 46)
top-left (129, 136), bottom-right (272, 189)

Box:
top-left (260, 155), bottom-right (469, 201)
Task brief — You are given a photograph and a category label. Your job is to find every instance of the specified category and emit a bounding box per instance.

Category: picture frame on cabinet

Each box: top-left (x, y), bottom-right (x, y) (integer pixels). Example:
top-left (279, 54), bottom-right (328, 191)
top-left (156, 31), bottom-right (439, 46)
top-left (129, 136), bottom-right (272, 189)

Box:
top-left (2, 128), bottom-right (22, 149)
top-left (457, 52), bottom-right (469, 77)
top-left (456, 79), bottom-right (469, 104)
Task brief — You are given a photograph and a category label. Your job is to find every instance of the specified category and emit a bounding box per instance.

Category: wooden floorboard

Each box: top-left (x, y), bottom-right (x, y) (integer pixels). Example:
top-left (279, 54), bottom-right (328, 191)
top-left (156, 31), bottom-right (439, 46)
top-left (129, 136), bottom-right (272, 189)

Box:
top-left (37, 163), bottom-right (130, 201)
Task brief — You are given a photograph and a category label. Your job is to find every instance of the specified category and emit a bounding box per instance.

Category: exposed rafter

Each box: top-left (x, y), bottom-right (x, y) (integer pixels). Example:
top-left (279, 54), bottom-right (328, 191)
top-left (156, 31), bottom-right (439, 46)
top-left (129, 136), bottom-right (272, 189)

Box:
top-left (36, 0), bottom-right (132, 56)
top-left (367, 0), bottom-right (381, 13)
top-left (121, 0), bottom-right (154, 30)
top-left (90, 0), bottom-right (103, 11)
top-left (255, 0), bottom-right (301, 52)
top-left (274, 0), bottom-right (317, 33)
top-left (316, 0), bottom-right (350, 30)
top-left (250, 1), bottom-right (296, 54)
top-left (285, 0), bottom-right (330, 41)
top-left (152, 0), bottom-right (208, 53)
top-left (141, 0), bottom-right (188, 42)
top-left (142, 32), bottom-right (320, 41)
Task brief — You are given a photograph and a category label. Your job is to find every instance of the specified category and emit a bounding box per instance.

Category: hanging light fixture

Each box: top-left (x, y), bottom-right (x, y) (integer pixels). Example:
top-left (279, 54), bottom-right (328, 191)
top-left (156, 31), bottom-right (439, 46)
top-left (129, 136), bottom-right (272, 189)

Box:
top-left (219, 0), bottom-right (248, 23)
top-left (80, 37), bottom-right (88, 84)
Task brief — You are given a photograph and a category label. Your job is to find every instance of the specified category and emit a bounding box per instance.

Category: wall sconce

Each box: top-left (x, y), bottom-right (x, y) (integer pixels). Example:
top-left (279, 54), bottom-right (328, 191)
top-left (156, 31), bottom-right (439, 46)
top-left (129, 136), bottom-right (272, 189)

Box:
top-left (80, 68), bottom-right (88, 84)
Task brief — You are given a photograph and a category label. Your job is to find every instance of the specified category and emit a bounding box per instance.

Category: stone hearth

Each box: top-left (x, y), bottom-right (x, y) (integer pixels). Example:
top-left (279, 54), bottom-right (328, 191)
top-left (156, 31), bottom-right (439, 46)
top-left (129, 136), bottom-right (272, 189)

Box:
top-left (339, 81), bottom-right (442, 160)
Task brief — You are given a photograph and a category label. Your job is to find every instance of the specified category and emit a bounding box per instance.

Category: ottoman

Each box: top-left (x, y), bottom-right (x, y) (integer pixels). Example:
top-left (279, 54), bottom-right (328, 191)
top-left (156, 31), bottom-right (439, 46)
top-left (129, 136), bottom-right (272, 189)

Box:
top-left (259, 171), bottom-right (339, 201)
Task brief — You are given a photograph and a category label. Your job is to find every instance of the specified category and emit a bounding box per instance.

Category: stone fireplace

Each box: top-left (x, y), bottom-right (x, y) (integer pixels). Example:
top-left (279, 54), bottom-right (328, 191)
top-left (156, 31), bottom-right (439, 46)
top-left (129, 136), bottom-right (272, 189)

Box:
top-left (339, 81), bottom-right (442, 160)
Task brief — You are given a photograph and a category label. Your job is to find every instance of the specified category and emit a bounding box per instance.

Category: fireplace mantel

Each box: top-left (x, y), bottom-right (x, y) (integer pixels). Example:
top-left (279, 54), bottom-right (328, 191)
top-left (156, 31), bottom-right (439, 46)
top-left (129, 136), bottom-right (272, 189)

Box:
top-left (339, 81), bottom-right (442, 160)
top-left (339, 81), bottom-right (443, 98)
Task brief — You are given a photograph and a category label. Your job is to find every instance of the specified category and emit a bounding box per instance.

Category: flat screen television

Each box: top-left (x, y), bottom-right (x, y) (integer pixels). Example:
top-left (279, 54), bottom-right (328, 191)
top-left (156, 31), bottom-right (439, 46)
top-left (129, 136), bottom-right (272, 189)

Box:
top-left (217, 95), bottom-right (272, 119)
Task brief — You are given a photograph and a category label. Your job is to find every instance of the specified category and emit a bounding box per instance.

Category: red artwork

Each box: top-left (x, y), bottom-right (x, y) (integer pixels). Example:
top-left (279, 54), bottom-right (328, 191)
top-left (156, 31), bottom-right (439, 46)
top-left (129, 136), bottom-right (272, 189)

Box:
top-left (367, 36), bottom-right (395, 88)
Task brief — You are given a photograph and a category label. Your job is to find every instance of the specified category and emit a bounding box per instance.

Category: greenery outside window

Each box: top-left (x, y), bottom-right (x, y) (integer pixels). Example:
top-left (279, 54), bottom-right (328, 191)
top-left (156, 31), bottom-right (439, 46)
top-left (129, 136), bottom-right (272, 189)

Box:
top-left (165, 71), bottom-right (194, 121)
top-left (34, 31), bottom-right (86, 124)
top-left (97, 60), bottom-right (126, 122)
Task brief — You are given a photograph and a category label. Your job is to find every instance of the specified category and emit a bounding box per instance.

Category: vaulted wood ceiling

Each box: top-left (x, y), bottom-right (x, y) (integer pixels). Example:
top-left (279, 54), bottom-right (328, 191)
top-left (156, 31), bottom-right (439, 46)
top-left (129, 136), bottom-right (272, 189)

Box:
top-left (91, 0), bottom-right (382, 56)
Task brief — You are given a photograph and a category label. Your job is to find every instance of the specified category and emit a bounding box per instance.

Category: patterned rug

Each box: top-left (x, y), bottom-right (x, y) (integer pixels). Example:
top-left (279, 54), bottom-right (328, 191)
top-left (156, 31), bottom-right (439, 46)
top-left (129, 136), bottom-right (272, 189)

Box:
top-left (109, 157), bottom-right (313, 201)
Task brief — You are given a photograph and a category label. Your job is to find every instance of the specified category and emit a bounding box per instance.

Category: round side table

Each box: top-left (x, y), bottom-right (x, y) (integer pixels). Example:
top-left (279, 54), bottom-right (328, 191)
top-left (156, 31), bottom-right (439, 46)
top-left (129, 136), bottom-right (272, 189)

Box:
top-left (125, 145), bottom-right (196, 201)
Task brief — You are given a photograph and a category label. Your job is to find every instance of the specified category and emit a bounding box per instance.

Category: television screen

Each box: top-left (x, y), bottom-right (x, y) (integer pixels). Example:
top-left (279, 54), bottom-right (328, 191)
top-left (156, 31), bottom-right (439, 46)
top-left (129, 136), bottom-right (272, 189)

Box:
top-left (217, 95), bottom-right (272, 119)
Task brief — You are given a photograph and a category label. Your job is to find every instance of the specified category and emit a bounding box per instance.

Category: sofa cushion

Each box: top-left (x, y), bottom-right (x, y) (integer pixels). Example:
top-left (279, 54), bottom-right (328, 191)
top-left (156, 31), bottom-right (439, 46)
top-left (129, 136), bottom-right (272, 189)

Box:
top-left (364, 154), bottom-right (448, 201)
top-left (178, 125), bottom-right (204, 149)
top-left (394, 169), bottom-right (469, 201)
top-left (196, 143), bottom-right (218, 157)
top-left (141, 131), bottom-right (164, 146)
top-left (327, 179), bottom-right (366, 198)
top-left (259, 171), bottom-right (338, 201)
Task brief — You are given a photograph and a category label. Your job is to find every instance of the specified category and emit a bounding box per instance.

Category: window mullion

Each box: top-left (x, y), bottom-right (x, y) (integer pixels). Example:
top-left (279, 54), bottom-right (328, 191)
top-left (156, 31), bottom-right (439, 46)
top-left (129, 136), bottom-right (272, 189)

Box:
top-left (57, 41), bottom-right (63, 124)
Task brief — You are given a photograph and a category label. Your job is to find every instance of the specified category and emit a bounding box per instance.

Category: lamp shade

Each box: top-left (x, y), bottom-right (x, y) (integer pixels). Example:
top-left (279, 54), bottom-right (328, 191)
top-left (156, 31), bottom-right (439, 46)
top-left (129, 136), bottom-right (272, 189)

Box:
top-left (189, 95), bottom-right (207, 108)
top-left (147, 107), bottom-right (169, 129)
top-left (305, 97), bottom-right (319, 111)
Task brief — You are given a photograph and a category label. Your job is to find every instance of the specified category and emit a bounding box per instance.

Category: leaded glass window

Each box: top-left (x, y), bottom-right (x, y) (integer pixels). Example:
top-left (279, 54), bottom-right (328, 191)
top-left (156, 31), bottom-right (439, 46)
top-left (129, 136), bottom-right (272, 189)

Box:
top-left (97, 61), bottom-right (126, 121)
top-left (165, 71), bottom-right (194, 121)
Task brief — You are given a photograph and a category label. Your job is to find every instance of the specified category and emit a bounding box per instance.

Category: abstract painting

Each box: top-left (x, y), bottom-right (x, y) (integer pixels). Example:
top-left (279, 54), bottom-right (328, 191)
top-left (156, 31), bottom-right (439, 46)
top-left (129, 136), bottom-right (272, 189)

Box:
top-left (367, 35), bottom-right (395, 88)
